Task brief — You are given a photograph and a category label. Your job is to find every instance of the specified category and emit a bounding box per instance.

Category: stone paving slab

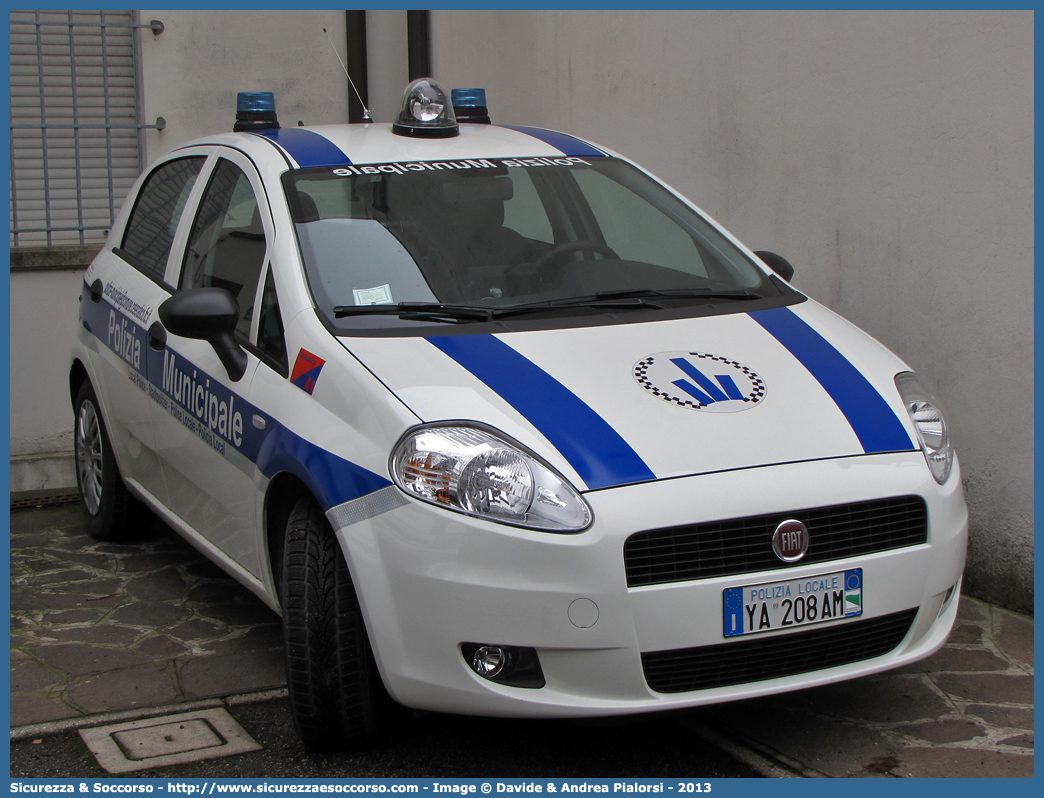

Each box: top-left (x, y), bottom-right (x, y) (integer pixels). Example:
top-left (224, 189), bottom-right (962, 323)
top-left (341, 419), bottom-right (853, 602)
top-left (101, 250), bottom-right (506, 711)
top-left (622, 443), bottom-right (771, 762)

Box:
top-left (696, 596), bottom-right (1034, 778)
top-left (10, 504), bottom-right (286, 728)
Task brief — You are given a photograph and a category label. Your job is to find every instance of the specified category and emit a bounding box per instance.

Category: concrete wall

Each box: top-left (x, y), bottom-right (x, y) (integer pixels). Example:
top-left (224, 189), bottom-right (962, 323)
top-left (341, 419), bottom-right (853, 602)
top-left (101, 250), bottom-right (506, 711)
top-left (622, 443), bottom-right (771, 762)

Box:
top-left (138, 9), bottom-right (352, 163)
top-left (364, 10), bottom-right (409, 124)
top-left (9, 267), bottom-right (90, 491)
top-left (431, 9), bottom-right (1034, 612)
top-left (135, 9), bottom-right (412, 157)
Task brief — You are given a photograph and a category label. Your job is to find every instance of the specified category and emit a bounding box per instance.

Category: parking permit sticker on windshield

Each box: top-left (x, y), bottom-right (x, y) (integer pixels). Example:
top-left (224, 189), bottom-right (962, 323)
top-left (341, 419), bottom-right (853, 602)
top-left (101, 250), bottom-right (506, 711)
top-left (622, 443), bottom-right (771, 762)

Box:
top-left (353, 284), bottom-right (393, 305)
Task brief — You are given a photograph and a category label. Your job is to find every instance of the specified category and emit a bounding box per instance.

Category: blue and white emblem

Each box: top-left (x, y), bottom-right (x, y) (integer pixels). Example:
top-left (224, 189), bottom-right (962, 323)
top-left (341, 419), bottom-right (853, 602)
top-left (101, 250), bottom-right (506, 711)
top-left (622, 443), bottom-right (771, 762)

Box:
top-left (633, 351), bottom-right (766, 413)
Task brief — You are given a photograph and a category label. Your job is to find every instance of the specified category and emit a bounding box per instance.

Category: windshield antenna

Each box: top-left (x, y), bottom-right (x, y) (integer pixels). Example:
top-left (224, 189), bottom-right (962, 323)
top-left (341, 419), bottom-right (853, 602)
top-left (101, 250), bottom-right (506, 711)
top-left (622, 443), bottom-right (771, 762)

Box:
top-left (323, 27), bottom-right (372, 122)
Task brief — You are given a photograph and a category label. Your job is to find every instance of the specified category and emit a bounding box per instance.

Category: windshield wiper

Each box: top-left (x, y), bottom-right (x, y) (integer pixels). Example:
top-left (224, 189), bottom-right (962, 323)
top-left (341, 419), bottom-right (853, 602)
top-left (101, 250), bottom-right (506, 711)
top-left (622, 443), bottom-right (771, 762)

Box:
top-left (333, 298), bottom-right (665, 323)
top-left (333, 302), bottom-right (493, 322)
top-left (330, 289), bottom-right (750, 323)
top-left (484, 289), bottom-right (759, 318)
top-left (593, 288), bottom-right (762, 301)
top-left (489, 297), bottom-right (666, 317)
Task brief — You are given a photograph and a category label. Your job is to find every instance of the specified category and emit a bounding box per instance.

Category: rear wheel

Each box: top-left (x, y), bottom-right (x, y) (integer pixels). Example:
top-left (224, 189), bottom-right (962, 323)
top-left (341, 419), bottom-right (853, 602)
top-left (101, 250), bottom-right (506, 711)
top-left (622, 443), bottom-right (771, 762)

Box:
top-left (73, 381), bottom-right (144, 541)
top-left (281, 495), bottom-right (389, 750)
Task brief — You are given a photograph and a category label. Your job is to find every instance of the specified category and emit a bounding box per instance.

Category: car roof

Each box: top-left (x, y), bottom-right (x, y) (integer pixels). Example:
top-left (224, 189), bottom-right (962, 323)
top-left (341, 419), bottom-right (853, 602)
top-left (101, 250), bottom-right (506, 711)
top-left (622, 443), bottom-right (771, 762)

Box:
top-left (172, 123), bottom-right (611, 170)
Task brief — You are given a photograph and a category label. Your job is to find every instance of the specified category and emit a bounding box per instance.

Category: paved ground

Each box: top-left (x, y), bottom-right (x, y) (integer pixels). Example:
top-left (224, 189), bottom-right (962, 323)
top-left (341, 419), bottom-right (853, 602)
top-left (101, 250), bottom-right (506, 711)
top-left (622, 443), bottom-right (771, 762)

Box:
top-left (11, 502), bottom-right (284, 726)
top-left (9, 497), bottom-right (1034, 778)
top-left (10, 697), bottom-right (760, 779)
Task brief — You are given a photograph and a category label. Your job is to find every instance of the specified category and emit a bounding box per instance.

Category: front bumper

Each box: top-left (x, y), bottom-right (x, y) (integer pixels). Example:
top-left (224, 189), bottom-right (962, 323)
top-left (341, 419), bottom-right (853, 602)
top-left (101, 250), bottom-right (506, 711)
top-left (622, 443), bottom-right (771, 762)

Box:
top-left (332, 451), bottom-right (967, 718)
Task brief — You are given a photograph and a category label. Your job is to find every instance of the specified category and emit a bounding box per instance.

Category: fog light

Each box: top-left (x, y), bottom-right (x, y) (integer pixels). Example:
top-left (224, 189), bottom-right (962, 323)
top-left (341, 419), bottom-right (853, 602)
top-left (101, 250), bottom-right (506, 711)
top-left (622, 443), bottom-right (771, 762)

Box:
top-left (470, 646), bottom-right (507, 678)
top-left (461, 643), bottom-right (545, 688)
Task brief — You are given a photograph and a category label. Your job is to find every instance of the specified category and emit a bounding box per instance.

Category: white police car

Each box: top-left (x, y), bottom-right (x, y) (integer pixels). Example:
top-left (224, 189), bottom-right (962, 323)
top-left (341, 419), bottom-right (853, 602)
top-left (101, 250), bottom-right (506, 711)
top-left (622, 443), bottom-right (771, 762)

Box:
top-left (71, 79), bottom-right (968, 750)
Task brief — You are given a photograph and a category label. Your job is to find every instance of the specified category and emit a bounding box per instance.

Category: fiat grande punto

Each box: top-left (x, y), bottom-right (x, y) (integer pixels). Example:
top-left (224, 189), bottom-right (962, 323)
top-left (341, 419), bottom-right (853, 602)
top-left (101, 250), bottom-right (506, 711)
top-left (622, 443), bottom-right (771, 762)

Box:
top-left (70, 79), bottom-right (968, 750)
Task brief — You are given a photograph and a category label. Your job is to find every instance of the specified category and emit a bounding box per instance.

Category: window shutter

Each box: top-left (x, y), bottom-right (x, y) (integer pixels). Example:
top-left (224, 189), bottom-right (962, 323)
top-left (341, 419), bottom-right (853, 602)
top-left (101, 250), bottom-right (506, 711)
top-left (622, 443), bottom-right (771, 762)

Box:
top-left (10, 9), bottom-right (144, 247)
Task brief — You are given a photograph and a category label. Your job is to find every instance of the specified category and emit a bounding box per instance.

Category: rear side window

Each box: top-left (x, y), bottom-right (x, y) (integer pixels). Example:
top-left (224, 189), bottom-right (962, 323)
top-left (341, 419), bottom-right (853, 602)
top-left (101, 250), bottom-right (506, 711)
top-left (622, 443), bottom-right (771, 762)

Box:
top-left (121, 157), bottom-right (205, 279)
top-left (181, 158), bottom-right (268, 339)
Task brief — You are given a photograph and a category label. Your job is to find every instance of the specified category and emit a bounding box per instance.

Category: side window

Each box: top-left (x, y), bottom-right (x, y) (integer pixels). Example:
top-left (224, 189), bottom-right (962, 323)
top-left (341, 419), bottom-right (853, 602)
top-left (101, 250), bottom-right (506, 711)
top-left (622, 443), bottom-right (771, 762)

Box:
top-left (120, 157), bottom-right (205, 279)
top-left (571, 169), bottom-right (708, 278)
top-left (257, 268), bottom-right (287, 372)
top-left (181, 159), bottom-right (267, 339)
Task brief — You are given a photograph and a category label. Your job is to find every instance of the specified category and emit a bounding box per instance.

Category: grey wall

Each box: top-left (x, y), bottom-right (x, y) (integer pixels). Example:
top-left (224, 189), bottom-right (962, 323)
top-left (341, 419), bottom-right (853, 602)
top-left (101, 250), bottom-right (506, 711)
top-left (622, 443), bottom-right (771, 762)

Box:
top-left (364, 10), bottom-right (409, 124)
top-left (135, 8), bottom-right (411, 160)
top-left (9, 266), bottom-right (90, 491)
top-left (138, 9), bottom-right (352, 163)
top-left (432, 9), bottom-right (1033, 612)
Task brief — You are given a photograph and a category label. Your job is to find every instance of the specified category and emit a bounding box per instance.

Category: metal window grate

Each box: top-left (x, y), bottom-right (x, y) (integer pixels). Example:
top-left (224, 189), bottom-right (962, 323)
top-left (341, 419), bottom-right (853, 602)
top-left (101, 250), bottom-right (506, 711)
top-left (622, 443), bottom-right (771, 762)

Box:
top-left (9, 10), bottom-right (163, 248)
top-left (623, 496), bottom-right (928, 587)
top-left (641, 608), bottom-right (918, 693)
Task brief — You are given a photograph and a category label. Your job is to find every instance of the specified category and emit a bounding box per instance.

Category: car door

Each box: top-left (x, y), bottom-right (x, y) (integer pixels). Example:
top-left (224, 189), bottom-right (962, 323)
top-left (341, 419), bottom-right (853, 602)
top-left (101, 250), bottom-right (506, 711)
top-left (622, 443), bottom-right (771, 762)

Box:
top-left (151, 150), bottom-right (275, 577)
top-left (79, 153), bottom-right (208, 508)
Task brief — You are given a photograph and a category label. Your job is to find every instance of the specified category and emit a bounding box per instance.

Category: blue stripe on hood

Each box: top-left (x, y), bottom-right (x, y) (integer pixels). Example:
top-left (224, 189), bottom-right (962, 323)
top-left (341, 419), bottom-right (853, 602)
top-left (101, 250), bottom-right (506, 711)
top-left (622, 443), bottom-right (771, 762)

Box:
top-left (427, 334), bottom-right (655, 491)
top-left (749, 307), bottom-right (914, 454)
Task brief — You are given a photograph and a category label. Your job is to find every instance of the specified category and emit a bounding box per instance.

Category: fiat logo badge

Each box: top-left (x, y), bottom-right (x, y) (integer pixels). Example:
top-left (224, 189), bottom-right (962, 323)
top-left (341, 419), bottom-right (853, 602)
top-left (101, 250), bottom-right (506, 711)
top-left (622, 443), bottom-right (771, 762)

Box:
top-left (772, 520), bottom-right (809, 562)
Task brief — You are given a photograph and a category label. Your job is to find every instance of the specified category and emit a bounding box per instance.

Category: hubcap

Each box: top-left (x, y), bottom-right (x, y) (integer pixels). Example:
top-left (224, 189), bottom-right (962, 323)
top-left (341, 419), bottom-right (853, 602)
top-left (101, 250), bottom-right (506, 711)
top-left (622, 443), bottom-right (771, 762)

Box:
top-left (76, 400), bottom-right (104, 515)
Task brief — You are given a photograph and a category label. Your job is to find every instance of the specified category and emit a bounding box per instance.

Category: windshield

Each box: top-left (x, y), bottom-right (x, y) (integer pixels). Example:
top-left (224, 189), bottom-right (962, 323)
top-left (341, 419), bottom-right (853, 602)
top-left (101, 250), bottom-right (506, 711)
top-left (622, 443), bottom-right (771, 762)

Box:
top-left (283, 156), bottom-right (785, 330)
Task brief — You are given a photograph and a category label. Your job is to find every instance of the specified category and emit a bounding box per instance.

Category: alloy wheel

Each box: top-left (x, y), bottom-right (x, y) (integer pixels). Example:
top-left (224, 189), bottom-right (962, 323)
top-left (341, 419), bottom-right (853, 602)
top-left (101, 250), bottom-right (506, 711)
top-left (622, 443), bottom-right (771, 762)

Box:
top-left (76, 400), bottom-right (103, 515)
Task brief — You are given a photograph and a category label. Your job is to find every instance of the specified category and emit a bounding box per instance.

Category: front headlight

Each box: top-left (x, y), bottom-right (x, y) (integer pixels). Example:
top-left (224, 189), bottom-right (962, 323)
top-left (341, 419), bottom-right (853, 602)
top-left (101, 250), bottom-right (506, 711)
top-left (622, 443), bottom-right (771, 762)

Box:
top-left (895, 372), bottom-right (954, 484)
top-left (390, 424), bottom-right (593, 532)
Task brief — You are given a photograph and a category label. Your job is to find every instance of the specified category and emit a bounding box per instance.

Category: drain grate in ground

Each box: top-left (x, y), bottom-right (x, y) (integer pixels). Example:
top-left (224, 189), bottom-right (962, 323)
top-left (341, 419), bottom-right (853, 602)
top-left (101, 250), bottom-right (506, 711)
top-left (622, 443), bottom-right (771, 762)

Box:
top-left (11, 490), bottom-right (81, 509)
top-left (79, 708), bottom-right (262, 774)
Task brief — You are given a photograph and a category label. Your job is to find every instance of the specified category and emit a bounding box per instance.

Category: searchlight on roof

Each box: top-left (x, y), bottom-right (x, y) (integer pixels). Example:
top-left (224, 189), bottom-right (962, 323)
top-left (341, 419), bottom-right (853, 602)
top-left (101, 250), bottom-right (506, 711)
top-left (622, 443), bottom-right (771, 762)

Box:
top-left (393, 77), bottom-right (458, 138)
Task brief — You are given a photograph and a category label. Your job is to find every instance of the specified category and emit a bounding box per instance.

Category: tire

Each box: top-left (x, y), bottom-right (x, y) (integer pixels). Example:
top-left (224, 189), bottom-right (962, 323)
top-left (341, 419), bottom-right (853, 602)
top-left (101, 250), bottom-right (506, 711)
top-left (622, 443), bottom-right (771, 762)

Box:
top-left (73, 381), bottom-right (144, 541)
top-left (281, 495), bottom-right (390, 750)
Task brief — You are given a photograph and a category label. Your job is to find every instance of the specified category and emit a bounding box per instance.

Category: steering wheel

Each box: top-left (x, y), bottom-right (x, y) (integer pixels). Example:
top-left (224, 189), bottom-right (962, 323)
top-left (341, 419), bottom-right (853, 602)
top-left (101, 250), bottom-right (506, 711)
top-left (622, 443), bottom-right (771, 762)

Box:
top-left (530, 240), bottom-right (619, 274)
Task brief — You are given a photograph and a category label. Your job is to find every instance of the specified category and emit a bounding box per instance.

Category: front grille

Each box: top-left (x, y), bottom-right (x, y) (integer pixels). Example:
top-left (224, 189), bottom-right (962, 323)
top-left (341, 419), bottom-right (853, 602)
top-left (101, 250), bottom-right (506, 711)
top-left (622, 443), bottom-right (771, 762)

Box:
top-left (624, 496), bottom-right (927, 587)
top-left (642, 608), bottom-right (918, 693)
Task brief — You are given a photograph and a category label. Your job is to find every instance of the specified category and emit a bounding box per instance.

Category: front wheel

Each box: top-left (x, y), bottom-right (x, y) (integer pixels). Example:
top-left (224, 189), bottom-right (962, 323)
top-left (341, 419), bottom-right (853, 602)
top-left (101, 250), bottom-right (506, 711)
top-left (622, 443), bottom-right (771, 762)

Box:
top-left (281, 495), bottom-right (390, 750)
top-left (73, 381), bottom-right (143, 541)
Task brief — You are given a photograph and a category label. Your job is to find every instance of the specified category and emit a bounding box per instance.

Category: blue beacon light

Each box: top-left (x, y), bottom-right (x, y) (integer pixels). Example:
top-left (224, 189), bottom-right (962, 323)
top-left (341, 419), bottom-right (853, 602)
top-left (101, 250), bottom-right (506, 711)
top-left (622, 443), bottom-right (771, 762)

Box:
top-left (234, 91), bottom-right (280, 132)
top-left (451, 88), bottom-right (491, 124)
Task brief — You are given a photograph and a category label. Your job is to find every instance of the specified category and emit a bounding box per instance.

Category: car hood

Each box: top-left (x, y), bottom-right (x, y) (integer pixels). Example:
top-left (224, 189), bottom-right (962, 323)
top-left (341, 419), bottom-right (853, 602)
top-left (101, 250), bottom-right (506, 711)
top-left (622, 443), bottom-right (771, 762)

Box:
top-left (339, 300), bottom-right (918, 492)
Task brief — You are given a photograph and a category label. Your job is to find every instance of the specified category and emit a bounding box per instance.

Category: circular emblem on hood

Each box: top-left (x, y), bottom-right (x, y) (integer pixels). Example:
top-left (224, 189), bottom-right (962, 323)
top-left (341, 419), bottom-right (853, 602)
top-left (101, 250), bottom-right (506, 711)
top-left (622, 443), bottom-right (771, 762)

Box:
top-left (772, 519), bottom-right (809, 562)
top-left (633, 351), bottom-right (766, 412)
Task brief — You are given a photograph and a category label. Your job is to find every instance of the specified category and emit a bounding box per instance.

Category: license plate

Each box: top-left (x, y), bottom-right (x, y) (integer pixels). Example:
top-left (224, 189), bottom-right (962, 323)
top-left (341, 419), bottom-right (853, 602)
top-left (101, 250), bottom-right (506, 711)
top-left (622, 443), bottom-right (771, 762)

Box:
top-left (723, 568), bottom-right (863, 638)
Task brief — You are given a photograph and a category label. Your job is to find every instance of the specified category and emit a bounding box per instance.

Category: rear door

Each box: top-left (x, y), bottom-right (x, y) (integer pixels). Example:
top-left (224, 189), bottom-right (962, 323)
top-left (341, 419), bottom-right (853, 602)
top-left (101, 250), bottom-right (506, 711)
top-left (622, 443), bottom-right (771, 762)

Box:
top-left (79, 152), bottom-right (208, 507)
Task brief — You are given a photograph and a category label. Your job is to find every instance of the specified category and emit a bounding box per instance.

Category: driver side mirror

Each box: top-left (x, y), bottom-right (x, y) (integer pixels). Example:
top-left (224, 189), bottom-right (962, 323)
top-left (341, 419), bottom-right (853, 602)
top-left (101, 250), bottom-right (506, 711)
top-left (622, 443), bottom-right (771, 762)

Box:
top-left (753, 250), bottom-right (795, 283)
top-left (159, 288), bottom-right (248, 382)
